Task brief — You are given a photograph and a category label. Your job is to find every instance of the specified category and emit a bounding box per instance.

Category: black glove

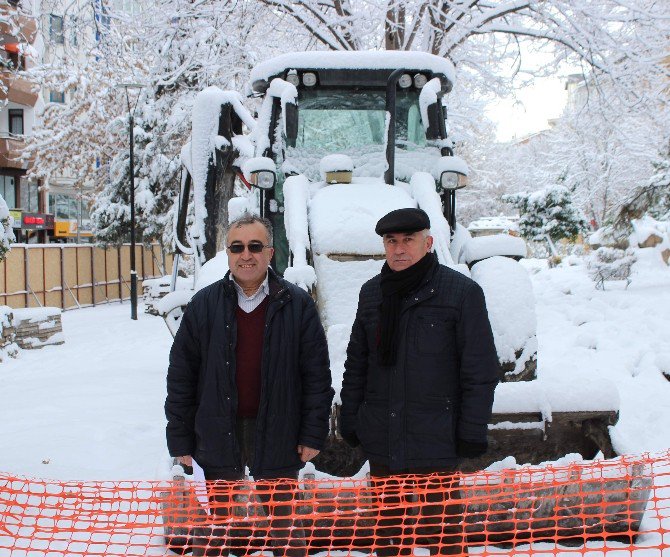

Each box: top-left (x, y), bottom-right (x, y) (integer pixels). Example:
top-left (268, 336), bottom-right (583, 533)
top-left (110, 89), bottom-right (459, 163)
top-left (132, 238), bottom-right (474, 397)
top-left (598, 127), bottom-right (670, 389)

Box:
top-left (457, 439), bottom-right (487, 458)
top-left (341, 430), bottom-right (361, 448)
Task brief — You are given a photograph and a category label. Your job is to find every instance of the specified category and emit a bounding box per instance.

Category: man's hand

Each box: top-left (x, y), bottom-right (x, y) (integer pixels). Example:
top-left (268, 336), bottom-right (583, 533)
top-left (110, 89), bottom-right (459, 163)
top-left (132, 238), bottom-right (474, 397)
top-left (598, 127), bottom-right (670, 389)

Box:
top-left (177, 455), bottom-right (193, 467)
top-left (297, 445), bottom-right (320, 462)
top-left (176, 455), bottom-right (194, 474)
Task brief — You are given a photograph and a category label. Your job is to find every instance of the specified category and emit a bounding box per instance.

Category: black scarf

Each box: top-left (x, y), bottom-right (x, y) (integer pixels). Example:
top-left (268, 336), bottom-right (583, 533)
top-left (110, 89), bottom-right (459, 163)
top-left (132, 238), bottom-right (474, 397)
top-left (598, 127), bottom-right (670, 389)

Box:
top-left (378, 252), bottom-right (438, 366)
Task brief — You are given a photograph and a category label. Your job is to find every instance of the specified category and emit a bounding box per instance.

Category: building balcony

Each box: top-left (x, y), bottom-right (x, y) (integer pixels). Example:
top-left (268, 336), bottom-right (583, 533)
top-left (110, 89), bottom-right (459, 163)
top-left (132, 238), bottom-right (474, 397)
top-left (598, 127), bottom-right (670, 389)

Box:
top-left (0, 134), bottom-right (31, 170)
top-left (0, 68), bottom-right (38, 106)
top-left (0, 5), bottom-right (38, 46)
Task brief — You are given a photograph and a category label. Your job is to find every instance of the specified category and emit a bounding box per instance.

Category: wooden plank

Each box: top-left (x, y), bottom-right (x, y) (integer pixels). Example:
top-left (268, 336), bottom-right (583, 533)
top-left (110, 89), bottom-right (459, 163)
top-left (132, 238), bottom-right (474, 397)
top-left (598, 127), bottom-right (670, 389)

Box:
top-left (105, 247), bottom-right (119, 301)
top-left (44, 247), bottom-right (62, 308)
top-left (77, 246), bottom-right (92, 305)
top-left (93, 247), bottom-right (107, 302)
top-left (62, 247), bottom-right (78, 309)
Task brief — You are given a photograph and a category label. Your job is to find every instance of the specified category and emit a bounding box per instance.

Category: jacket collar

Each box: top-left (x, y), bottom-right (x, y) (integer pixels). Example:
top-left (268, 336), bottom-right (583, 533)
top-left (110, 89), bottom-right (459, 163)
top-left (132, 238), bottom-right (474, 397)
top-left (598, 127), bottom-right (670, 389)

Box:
top-left (223, 267), bottom-right (290, 302)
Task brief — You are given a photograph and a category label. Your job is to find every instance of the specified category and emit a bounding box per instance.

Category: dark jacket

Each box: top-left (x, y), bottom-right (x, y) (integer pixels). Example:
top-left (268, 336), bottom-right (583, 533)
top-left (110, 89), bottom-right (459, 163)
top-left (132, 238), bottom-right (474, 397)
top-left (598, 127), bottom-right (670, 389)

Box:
top-left (340, 263), bottom-right (499, 471)
top-left (165, 269), bottom-right (333, 478)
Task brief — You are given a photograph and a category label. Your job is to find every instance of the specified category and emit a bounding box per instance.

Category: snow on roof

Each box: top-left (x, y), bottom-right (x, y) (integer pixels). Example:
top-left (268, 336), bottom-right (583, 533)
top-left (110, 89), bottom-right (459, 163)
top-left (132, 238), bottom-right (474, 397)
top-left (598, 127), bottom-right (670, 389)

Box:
top-left (468, 216), bottom-right (520, 231)
top-left (409, 172), bottom-right (453, 265)
top-left (309, 179), bottom-right (416, 255)
top-left (250, 51), bottom-right (456, 87)
top-left (461, 234), bottom-right (527, 264)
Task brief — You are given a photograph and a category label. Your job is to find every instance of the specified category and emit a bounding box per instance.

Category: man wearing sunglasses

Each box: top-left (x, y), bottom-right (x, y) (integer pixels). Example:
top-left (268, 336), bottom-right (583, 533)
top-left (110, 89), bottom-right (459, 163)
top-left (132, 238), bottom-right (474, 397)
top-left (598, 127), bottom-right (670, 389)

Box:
top-left (165, 214), bottom-right (333, 556)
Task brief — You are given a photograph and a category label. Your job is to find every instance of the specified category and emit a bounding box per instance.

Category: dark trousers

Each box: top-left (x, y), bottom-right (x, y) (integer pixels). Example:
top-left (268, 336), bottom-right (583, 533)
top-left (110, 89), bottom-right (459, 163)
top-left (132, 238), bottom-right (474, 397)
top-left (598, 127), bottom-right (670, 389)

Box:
top-left (194, 418), bottom-right (307, 557)
top-left (370, 462), bottom-right (464, 556)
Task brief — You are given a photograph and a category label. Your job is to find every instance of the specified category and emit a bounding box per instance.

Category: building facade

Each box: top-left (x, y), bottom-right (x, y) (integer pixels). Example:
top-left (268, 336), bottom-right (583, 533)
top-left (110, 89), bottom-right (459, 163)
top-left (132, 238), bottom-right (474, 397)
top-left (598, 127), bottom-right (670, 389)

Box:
top-left (1, 0), bottom-right (94, 244)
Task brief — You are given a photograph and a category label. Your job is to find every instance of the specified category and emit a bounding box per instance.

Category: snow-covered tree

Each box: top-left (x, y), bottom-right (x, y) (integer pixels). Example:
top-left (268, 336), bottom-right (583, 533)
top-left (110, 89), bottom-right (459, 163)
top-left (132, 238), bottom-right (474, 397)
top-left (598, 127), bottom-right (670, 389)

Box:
top-left (27, 0), bottom-right (270, 247)
top-left (503, 184), bottom-right (587, 242)
top-left (0, 194), bottom-right (15, 261)
top-left (613, 143), bottom-right (670, 230)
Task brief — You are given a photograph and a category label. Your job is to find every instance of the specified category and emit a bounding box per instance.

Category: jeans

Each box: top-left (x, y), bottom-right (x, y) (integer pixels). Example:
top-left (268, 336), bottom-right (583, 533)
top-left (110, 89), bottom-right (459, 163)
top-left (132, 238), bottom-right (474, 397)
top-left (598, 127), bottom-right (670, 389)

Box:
top-left (193, 418), bottom-right (307, 557)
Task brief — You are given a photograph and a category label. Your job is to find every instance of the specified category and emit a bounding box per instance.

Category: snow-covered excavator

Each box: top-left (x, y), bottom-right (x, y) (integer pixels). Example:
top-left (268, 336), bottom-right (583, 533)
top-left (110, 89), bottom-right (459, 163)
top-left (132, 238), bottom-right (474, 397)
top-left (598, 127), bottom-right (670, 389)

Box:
top-left (160, 51), bottom-right (620, 476)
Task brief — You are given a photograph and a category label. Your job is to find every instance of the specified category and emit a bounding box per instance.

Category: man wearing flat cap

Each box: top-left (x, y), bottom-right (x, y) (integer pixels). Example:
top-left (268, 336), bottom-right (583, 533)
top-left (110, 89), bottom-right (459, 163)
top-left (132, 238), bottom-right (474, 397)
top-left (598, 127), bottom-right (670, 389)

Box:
top-left (340, 207), bottom-right (499, 556)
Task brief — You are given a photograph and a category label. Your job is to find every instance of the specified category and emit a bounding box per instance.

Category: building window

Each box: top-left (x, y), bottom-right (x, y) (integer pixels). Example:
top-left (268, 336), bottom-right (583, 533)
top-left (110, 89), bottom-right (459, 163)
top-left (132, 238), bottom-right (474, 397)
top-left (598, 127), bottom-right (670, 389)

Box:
top-left (8, 109), bottom-right (24, 135)
top-left (50, 14), bottom-right (65, 45)
top-left (49, 90), bottom-right (65, 103)
top-left (20, 180), bottom-right (39, 212)
top-left (0, 175), bottom-right (17, 209)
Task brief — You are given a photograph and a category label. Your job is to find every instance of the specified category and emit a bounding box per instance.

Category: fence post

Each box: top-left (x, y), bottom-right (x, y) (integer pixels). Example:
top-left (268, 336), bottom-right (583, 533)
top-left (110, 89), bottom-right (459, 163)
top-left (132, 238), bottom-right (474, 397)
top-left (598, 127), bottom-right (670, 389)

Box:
top-left (91, 246), bottom-right (96, 306)
top-left (23, 247), bottom-right (29, 308)
top-left (60, 246), bottom-right (65, 309)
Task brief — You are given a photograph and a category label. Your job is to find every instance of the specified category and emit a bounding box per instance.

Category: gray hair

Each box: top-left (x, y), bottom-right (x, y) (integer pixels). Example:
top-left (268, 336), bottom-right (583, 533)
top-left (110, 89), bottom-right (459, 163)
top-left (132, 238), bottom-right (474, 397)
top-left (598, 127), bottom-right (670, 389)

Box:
top-left (224, 212), bottom-right (274, 246)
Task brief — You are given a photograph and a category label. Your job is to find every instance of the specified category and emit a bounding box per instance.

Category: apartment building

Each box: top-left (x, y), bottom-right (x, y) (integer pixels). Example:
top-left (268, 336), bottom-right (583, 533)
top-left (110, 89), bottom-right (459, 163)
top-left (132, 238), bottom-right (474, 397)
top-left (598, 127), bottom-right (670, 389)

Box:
top-left (1, 0), bottom-right (98, 244)
top-left (1, 0), bottom-right (48, 242)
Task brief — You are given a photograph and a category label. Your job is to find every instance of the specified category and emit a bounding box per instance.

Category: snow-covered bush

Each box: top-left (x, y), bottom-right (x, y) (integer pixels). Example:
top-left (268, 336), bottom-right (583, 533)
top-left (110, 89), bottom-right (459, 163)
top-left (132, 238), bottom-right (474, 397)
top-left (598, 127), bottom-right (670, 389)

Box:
top-left (0, 194), bottom-right (15, 261)
top-left (587, 247), bottom-right (637, 290)
top-left (503, 185), bottom-right (588, 243)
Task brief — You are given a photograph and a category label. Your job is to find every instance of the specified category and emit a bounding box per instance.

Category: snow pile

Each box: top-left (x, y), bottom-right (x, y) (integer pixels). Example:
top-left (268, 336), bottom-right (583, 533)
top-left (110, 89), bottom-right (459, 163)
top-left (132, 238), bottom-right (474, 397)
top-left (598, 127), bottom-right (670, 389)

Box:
top-left (309, 179), bottom-right (416, 255)
top-left (468, 216), bottom-right (519, 234)
top-left (228, 196), bottom-right (257, 222)
top-left (630, 215), bottom-right (669, 253)
top-left (319, 154), bottom-right (353, 181)
top-left (283, 175), bottom-right (316, 289)
top-left (13, 307), bottom-right (61, 323)
top-left (471, 256), bottom-right (537, 371)
top-left (250, 51), bottom-right (456, 88)
top-left (189, 87), bottom-right (255, 246)
top-left (195, 250), bottom-right (230, 291)
top-left (460, 234), bottom-right (527, 264)
top-left (251, 78), bottom-right (296, 157)
top-left (314, 255), bottom-right (384, 399)
top-left (418, 78), bottom-right (441, 131)
top-left (283, 265), bottom-right (317, 291)
top-left (409, 172), bottom-right (453, 265)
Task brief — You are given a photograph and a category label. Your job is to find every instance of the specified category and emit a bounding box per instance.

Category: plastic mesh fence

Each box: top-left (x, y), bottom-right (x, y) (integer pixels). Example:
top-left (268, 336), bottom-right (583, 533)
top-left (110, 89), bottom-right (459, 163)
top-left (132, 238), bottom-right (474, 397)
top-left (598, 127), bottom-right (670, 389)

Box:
top-left (1, 451), bottom-right (669, 556)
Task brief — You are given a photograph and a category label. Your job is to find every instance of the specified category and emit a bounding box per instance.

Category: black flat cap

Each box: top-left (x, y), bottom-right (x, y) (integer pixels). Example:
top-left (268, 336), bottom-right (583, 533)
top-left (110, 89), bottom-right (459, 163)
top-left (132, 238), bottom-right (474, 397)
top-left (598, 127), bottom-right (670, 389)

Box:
top-left (375, 208), bottom-right (430, 236)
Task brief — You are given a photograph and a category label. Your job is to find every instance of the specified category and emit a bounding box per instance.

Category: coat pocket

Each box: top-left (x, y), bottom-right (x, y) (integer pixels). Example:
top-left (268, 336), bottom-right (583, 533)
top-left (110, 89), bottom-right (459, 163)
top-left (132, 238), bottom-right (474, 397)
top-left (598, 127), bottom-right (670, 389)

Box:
top-left (194, 415), bottom-right (235, 467)
top-left (405, 399), bottom-right (457, 459)
top-left (414, 313), bottom-right (456, 356)
top-left (355, 400), bottom-right (389, 459)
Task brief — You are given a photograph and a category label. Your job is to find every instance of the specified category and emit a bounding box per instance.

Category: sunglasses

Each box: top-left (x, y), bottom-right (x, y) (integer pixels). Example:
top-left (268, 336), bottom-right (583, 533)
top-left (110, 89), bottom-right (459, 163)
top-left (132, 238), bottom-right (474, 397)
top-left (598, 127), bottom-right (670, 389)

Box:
top-left (226, 242), bottom-right (271, 254)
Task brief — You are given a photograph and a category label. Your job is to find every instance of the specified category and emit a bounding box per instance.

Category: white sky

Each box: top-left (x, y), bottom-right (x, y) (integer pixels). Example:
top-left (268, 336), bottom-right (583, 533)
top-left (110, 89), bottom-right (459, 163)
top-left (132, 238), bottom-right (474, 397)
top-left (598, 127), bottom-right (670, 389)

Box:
top-left (486, 76), bottom-right (569, 142)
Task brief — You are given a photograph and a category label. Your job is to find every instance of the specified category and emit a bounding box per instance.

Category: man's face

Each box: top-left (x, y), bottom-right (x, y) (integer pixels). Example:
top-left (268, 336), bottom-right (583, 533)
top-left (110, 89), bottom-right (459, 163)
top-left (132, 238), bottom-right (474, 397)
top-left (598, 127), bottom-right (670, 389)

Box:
top-left (383, 230), bottom-right (433, 272)
top-left (226, 222), bottom-right (274, 286)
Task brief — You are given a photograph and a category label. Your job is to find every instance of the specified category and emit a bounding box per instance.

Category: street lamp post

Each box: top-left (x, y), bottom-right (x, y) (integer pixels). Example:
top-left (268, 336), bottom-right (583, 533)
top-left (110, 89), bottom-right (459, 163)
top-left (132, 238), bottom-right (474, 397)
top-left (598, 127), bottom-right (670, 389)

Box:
top-left (117, 82), bottom-right (144, 320)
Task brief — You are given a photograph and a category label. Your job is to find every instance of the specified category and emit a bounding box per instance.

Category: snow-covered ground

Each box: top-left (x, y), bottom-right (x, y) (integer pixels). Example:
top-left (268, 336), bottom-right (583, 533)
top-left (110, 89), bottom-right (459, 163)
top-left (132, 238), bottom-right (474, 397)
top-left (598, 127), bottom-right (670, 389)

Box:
top-left (1, 249), bottom-right (669, 481)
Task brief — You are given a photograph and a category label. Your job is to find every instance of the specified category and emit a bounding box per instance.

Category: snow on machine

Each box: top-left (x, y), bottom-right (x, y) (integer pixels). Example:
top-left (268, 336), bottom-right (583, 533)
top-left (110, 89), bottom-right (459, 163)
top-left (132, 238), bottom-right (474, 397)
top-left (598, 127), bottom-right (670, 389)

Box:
top-left (161, 51), bottom-right (620, 472)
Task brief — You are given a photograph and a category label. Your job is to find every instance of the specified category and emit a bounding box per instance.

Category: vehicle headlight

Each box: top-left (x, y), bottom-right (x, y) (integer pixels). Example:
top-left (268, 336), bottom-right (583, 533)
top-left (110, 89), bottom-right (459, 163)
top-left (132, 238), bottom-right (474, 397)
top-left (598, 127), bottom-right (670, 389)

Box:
top-left (254, 171), bottom-right (276, 190)
top-left (302, 72), bottom-right (318, 87)
top-left (285, 71), bottom-right (300, 87)
top-left (398, 73), bottom-right (412, 88)
top-left (414, 73), bottom-right (428, 88)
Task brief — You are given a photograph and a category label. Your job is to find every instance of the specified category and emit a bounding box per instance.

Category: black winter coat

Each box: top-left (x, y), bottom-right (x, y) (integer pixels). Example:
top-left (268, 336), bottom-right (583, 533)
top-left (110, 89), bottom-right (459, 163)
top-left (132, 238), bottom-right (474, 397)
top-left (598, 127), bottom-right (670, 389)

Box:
top-left (340, 263), bottom-right (499, 471)
top-left (165, 269), bottom-right (334, 478)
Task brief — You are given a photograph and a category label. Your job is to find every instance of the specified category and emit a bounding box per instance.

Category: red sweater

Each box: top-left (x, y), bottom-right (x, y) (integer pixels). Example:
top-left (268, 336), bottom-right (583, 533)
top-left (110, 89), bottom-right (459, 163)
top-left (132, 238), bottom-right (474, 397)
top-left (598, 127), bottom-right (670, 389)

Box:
top-left (235, 298), bottom-right (269, 417)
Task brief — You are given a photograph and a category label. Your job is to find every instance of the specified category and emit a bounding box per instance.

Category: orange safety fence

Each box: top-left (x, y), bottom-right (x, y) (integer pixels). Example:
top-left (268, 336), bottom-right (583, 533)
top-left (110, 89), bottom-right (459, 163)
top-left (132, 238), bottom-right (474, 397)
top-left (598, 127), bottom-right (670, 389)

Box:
top-left (1, 451), bottom-right (669, 556)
